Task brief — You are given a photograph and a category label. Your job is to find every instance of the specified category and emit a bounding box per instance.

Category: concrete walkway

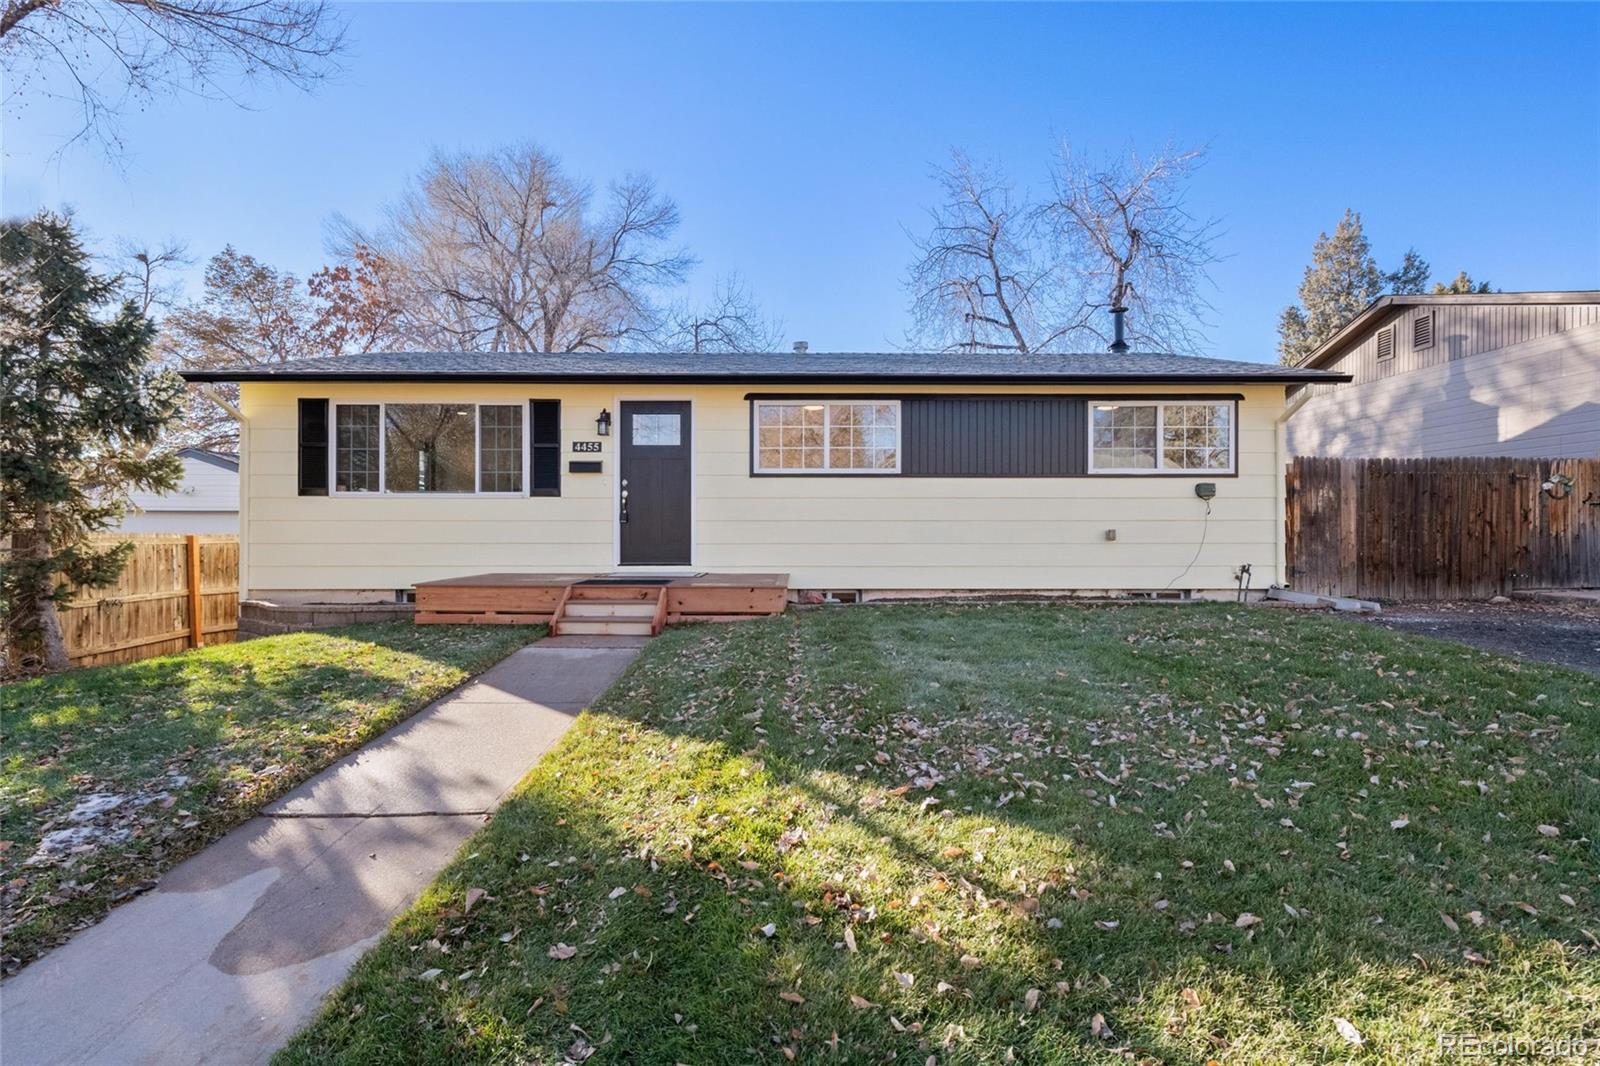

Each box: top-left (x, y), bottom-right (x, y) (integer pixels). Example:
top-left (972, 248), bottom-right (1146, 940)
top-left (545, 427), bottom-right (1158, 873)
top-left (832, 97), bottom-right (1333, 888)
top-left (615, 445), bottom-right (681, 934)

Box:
top-left (1, 637), bottom-right (643, 1066)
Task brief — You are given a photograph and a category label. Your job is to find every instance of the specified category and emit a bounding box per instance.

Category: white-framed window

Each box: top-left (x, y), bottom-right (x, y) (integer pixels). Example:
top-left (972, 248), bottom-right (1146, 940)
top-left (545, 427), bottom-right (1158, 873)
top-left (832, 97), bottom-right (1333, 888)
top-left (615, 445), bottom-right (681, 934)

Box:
top-left (332, 402), bottom-right (528, 495)
top-left (754, 400), bottom-right (901, 474)
top-left (1088, 401), bottom-right (1235, 475)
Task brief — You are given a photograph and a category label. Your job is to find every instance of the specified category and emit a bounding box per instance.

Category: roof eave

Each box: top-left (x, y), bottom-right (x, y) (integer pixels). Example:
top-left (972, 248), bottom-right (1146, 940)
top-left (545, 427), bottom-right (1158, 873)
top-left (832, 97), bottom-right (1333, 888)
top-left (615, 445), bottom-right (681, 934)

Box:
top-left (184, 370), bottom-right (1351, 386)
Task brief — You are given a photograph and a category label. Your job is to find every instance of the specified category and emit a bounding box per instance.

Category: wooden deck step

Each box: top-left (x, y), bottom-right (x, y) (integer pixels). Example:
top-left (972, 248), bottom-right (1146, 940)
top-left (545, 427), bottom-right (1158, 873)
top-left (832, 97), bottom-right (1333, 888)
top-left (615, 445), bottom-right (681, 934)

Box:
top-left (551, 586), bottom-right (668, 637)
top-left (563, 601), bottom-right (658, 620)
top-left (554, 619), bottom-right (656, 636)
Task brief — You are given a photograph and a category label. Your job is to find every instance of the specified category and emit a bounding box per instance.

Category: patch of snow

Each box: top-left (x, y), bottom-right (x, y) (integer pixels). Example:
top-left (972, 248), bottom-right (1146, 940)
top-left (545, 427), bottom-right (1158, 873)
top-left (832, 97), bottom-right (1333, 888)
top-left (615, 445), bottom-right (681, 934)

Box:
top-left (66, 793), bottom-right (126, 822)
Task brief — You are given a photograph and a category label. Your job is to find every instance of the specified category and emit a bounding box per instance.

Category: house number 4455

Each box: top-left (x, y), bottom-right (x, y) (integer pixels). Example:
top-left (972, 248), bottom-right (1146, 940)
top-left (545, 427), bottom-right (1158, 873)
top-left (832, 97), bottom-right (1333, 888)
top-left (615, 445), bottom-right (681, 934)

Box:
top-left (572, 441), bottom-right (602, 453)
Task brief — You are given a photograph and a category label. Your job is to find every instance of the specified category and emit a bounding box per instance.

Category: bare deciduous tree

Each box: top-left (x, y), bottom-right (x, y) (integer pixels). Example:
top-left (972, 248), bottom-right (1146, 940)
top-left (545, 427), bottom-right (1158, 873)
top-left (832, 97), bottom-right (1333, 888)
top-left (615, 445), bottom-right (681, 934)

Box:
top-left (335, 144), bottom-right (695, 353)
top-left (112, 238), bottom-right (190, 314)
top-left (1, 0), bottom-right (345, 156)
top-left (905, 153), bottom-right (1076, 354)
top-left (1041, 143), bottom-right (1219, 353)
top-left (906, 143), bottom-right (1219, 354)
top-left (655, 274), bottom-right (784, 353)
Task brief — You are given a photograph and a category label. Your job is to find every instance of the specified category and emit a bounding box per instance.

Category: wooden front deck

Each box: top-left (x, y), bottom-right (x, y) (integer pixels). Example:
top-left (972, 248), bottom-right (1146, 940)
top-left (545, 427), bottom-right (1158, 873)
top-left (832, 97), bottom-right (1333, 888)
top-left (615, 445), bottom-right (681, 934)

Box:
top-left (414, 572), bottom-right (789, 632)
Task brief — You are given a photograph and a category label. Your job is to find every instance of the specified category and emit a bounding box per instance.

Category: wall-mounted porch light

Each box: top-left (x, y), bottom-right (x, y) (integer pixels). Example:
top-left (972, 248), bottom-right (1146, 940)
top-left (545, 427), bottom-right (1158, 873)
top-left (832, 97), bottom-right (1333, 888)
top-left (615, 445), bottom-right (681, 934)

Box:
top-left (596, 408), bottom-right (612, 437)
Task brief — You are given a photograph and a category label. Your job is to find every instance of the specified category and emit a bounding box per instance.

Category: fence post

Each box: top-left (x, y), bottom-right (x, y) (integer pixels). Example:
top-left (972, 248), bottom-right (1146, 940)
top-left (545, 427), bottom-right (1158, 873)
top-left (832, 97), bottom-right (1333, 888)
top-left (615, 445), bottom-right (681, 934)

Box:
top-left (186, 534), bottom-right (203, 648)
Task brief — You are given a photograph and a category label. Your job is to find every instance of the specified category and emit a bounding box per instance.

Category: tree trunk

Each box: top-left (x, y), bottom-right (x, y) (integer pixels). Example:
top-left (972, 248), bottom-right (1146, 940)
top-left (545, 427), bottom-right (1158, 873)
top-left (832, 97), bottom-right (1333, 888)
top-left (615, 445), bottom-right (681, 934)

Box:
top-left (32, 501), bottom-right (70, 671)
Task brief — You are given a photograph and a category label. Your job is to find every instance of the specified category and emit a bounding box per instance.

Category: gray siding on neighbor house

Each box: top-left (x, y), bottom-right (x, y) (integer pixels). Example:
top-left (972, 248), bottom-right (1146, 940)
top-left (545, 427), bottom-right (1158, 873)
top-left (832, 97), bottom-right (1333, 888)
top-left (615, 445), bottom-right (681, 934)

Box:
top-left (1297, 301), bottom-right (1600, 403)
top-left (1289, 320), bottom-right (1600, 458)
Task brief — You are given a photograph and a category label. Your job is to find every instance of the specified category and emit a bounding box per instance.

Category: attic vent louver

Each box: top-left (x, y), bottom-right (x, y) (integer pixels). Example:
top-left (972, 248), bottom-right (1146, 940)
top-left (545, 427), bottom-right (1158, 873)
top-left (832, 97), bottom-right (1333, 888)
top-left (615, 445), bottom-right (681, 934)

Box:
top-left (1376, 327), bottom-right (1395, 361)
top-left (1413, 312), bottom-right (1434, 351)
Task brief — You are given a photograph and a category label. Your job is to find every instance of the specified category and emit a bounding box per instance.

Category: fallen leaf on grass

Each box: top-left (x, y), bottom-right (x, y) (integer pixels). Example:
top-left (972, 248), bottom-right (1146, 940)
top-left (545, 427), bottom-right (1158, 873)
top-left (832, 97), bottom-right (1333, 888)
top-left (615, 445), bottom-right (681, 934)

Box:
top-left (843, 924), bottom-right (858, 953)
top-left (1333, 1017), bottom-right (1363, 1045)
top-left (959, 954), bottom-right (981, 969)
top-left (548, 943), bottom-right (577, 960)
top-left (1181, 987), bottom-right (1201, 1010)
top-left (608, 886), bottom-right (627, 900)
top-left (1390, 816), bottom-right (1410, 830)
top-left (894, 971), bottom-right (915, 989)
top-left (779, 991), bottom-right (805, 1005)
top-left (1439, 912), bottom-right (1460, 934)
top-left (417, 967), bottom-right (443, 981)
top-left (849, 994), bottom-right (876, 1009)
top-left (1024, 988), bottom-right (1040, 1012)
top-left (1235, 913), bottom-right (1262, 928)
top-left (1091, 1013), bottom-right (1112, 1039)
top-left (1536, 824), bottom-right (1561, 838)
top-left (463, 887), bottom-right (486, 914)
top-left (760, 923), bottom-right (777, 938)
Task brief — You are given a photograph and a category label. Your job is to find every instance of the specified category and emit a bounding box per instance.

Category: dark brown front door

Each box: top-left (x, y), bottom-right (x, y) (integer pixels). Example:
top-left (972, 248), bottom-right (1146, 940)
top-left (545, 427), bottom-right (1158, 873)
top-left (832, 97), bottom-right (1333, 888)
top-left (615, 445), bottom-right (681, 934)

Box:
top-left (619, 401), bottom-right (692, 566)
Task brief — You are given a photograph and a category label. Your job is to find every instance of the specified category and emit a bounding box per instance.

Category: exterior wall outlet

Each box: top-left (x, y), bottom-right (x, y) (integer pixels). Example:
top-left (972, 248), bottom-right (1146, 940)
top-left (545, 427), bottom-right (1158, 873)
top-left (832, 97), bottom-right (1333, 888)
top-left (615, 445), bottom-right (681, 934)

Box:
top-left (1194, 482), bottom-right (1217, 500)
top-left (1104, 528), bottom-right (1117, 541)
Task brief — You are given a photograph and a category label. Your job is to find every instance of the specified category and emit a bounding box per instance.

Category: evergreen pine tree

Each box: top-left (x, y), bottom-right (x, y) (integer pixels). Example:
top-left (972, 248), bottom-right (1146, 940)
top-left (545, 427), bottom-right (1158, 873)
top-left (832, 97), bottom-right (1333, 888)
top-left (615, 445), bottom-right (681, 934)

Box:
top-left (1432, 271), bottom-right (1494, 294)
top-left (1, 211), bottom-right (184, 671)
top-left (1276, 209), bottom-right (1385, 364)
top-left (1385, 248), bottom-right (1433, 295)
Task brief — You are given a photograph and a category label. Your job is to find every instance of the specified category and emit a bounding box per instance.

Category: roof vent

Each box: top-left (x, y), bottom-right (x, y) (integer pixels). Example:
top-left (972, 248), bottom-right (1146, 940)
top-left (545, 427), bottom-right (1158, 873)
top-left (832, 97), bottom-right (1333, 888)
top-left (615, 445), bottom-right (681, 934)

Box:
top-left (793, 341), bottom-right (809, 354)
top-left (1412, 312), bottom-right (1434, 351)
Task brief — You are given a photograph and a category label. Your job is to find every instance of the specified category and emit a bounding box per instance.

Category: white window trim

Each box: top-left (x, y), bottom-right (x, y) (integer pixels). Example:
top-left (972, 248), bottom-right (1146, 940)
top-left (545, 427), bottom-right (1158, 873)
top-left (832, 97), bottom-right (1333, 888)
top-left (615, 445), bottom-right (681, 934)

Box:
top-left (752, 399), bottom-right (903, 475)
top-left (330, 401), bottom-right (530, 497)
top-left (1086, 400), bottom-right (1236, 476)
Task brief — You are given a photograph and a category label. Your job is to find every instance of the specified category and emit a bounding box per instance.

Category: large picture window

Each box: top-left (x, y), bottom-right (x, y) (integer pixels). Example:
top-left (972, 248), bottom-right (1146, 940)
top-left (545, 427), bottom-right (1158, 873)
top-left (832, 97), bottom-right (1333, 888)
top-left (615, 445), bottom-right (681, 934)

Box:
top-left (754, 400), bottom-right (900, 474)
top-left (332, 402), bottom-right (527, 494)
top-left (1089, 401), bottom-right (1234, 474)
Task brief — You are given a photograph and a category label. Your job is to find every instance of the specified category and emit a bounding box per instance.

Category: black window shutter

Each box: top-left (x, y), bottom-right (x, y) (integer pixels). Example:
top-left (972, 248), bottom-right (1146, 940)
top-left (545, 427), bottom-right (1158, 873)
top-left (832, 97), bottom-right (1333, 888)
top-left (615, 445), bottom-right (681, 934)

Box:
top-left (298, 399), bottom-right (329, 496)
top-left (530, 400), bottom-right (561, 497)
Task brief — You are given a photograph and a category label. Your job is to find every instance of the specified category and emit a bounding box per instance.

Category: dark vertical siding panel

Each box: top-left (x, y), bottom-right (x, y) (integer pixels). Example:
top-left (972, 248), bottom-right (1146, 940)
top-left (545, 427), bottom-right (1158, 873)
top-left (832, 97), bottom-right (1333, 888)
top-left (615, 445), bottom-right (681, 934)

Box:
top-left (902, 397), bottom-right (1086, 476)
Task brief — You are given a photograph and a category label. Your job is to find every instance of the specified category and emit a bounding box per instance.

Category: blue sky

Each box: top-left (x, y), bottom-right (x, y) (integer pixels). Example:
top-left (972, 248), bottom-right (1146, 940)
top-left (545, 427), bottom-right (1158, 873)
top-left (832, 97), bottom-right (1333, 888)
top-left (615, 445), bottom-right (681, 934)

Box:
top-left (6, 2), bottom-right (1598, 361)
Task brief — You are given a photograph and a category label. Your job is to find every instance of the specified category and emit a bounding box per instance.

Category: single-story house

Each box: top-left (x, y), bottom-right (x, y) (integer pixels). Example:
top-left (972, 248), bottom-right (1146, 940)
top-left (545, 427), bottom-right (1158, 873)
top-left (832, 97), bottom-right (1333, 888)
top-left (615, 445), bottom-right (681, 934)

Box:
top-left (113, 447), bottom-right (240, 534)
top-left (183, 350), bottom-right (1346, 612)
top-left (1287, 291), bottom-right (1600, 458)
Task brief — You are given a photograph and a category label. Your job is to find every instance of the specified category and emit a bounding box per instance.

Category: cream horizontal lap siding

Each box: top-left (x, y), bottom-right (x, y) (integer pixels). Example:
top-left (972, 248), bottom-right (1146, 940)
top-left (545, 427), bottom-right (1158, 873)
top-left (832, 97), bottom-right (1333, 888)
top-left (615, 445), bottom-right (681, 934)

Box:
top-left (239, 381), bottom-right (1288, 595)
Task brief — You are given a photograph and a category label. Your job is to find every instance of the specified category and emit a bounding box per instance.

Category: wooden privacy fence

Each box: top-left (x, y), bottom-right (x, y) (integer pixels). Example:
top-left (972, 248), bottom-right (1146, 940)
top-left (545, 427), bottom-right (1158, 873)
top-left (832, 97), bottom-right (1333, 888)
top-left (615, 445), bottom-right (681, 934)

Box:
top-left (57, 534), bottom-right (239, 667)
top-left (1287, 457), bottom-right (1600, 601)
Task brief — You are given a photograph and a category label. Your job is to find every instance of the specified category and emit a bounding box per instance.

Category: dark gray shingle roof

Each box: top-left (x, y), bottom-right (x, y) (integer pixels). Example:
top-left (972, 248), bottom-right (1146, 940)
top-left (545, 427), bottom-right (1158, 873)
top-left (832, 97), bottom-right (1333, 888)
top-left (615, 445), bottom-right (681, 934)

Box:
top-left (181, 350), bottom-right (1349, 384)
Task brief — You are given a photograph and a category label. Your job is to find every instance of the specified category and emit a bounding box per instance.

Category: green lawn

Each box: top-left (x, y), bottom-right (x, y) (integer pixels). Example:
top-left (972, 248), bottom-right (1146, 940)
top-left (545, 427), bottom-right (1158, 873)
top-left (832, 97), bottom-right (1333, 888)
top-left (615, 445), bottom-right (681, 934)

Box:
top-left (0, 623), bottom-right (542, 974)
top-left (278, 604), bottom-right (1599, 1064)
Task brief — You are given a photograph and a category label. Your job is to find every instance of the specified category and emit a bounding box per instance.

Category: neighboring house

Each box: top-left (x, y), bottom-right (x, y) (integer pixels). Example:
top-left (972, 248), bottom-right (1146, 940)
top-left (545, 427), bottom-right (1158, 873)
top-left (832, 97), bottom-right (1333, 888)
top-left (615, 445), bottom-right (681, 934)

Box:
top-left (182, 351), bottom-right (1345, 602)
top-left (115, 448), bottom-right (240, 533)
top-left (1287, 291), bottom-right (1600, 458)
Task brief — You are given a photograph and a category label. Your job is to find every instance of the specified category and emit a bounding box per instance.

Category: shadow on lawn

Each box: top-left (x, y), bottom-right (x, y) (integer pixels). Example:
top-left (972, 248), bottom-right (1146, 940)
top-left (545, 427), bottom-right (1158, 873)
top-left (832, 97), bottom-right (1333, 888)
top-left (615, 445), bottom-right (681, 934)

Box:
top-left (1, 623), bottom-right (541, 974)
top-left (284, 605), bottom-right (1599, 1064)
